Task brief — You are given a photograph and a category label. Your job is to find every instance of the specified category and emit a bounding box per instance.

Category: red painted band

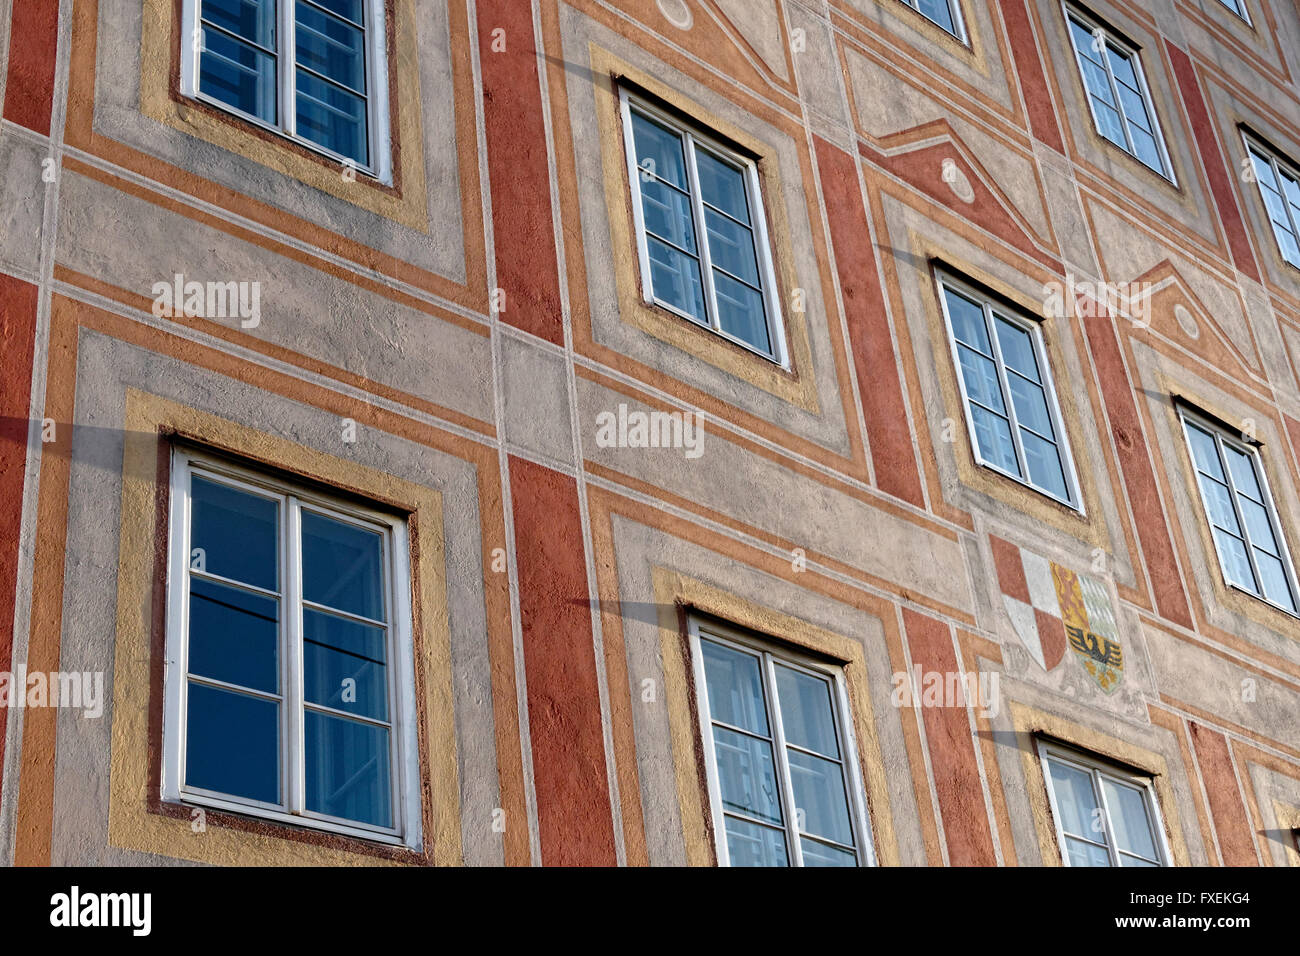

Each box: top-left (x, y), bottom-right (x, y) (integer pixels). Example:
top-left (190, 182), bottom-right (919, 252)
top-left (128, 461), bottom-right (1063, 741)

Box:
top-left (1166, 41), bottom-right (1260, 283)
top-left (1188, 723), bottom-right (1257, 866)
top-left (998, 0), bottom-right (1065, 154)
top-left (3, 0), bottom-right (59, 135)
top-left (902, 607), bottom-right (998, 865)
top-left (1081, 303), bottom-right (1194, 629)
top-left (508, 455), bottom-right (617, 865)
top-left (815, 136), bottom-right (927, 508)
top-left (477, 0), bottom-right (565, 345)
top-left (0, 274), bottom-right (39, 800)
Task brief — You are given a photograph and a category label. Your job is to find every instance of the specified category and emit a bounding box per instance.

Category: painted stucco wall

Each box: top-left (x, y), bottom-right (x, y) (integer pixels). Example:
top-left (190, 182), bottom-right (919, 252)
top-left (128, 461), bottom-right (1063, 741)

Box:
top-left (1, 0), bottom-right (1298, 865)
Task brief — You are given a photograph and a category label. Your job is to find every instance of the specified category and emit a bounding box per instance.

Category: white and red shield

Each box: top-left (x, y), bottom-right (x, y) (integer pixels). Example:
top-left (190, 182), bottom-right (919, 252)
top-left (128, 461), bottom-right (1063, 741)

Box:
top-left (990, 536), bottom-right (1124, 693)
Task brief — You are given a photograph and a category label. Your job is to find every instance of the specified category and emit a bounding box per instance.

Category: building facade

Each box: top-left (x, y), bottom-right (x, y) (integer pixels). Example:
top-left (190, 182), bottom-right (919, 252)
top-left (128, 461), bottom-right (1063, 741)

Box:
top-left (0, 0), bottom-right (1298, 866)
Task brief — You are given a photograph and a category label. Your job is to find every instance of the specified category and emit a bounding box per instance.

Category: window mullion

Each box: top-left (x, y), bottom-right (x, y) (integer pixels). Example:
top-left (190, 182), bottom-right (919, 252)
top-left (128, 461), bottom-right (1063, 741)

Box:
top-left (281, 0), bottom-right (296, 137)
top-left (764, 653), bottom-right (803, 867)
top-left (1216, 433), bottom-right (1266, 595)
top-left (743, 162), bottom-right (779, 358)
top-left (1091, 768), bottom-right (1122, 867)
top-left (985, 304), bottom-right (1029, 479)
top-left (285, 494), bottom-right (305, 814)
top-left (1275, 159), bottom-right (1300, 246)
top-left (362, 0), bottom-right (374, 169)
top-left (1101, 45), bottom-right (1138, 155)
top-left (684, 135), bottom-right (720, 330)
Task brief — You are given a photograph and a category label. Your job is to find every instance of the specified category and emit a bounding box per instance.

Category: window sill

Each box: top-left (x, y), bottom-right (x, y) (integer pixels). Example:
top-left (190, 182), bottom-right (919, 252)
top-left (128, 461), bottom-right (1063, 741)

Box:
top-left (187, 91), bottom-right (385, 184)
top-left (972, 456), bottom-right (1085, 516)
top-left (152, 797), bottom-right (427, 864)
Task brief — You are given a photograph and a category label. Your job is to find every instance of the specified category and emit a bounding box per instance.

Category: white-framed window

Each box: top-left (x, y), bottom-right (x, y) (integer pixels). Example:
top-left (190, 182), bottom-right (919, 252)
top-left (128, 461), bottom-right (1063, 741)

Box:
top-left (1244, 135), bottom-right (1300, 270)
top-left (937, 273), bottom-right (1081, 508)
top-left (1216, 0), bottom-right (1251, 24)
top-left (899, 0), bottom-right (966, 41)
top-left (162, 447), bottom-right (422, 848)
top-left (1180, 409), bottom-right (1300, 616)
top-left (180, 0), bottom-right (391, 181)
top-left (688, 618), bottom-right (874, 867)
top-left (1063, 6), bottom-right (1174, 181)
top-left (1040, 742), bottom-right (1171, 867)
top-left (620, 90), bottom-right (788, 365)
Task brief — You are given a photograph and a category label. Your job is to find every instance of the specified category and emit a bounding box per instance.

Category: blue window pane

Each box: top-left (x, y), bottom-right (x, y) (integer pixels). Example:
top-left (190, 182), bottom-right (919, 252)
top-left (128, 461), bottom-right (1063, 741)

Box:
top-left (1116, 86), bottom-right (1153, 135)
top-left (310, 0), bottom-right (364, 25)
top-left (1239, 499), bottom-right (1278, 556)
top-left (786, 750), bottom-right (854, 846)
top-left (724, 816), bottom-right (788, 866)
top-left (957, 345), bottom-right (1005, 414)
top-left (712, 726), bottom-right (783, 824)
top-left (639, 178), bottom-right (697, 254)
top-left (1254, 551), bottom-right (1297, 612)
top-left (295, 3), bottom-right (366, 93)
top-left (186, 682), bottom-right (279, 803)
top-left (1065, 835), bottom-right (1112, 867)
top-left (1199, 474), bottom-right (1242, 534)
top-left (295, 69), bottom-right (368, 164)
top-left (915, 0), bottom-right (956, 34)
top-left (1280, 175), bottom-right (1300, 231)
top-left (1047, 759), bottom-right (1102, 839)
top-left (1186, 424), bottom-right (1225, 480)
top-left (695, 149), bottom-right (750, 224)
top-left (1251, 152), bottom-right (1278, 191)
top-left (943, 288), bottom-right (991, 354)
top-left (1101, 779), bottom-right (1157, 861)
top-left (188, 577), bottom-right (279, 693)
top-left (1213, 528), bottom-right (1257, 591)
top-left (701, 640), bottom-right (769, 735)
top-left (202, 0), bottom-right (275, 46)
top-left (303, 608), bottom-right (388, 721)
top-left (630, 112), bottom-right (687, 189)
top-left (994, 317), bottom-right (1040, 381)
top-left (1070, 20), bottom-right (1105, 63)
top-left (304, 711), bottom-right (392, 827)
top-left (1260, 181), bottom-right (1294, 232)
top-left (713, 269), bottom-right (771, 354)
top-left (774, 665), bottom-right (839, 759)
top-left (1080, 59), bottom-right (1116, 107)
top-left (301, 510), bottom-right (385, 621)
top-left (1091, 99), bottom-right (1128, 149)
top-left (1131, 128), bottom-right (1164, 174)
top-left (704, 210), bottom-right (760, 286)
top-left (1107, 48), bottom-right (1140, 96)
top-left (199, 27), bottom-right (277, 125)
top-left (970, 405), bottom-right (1019, 475)
top-left (1275, 224), bottom-right (1300, 266)
top-left (1022, 431), bottom-right (1069, 501)
top-left (191, 476), bottom-right (278, 590)
top-left (1223, 446), bottom-right (1263, 502)
top-left (1007, 374), bottom-right (1054, 439)
top-left (801, 837), bottom-right (857, 866)
top-left (646, 237), bottom-right (706, 321)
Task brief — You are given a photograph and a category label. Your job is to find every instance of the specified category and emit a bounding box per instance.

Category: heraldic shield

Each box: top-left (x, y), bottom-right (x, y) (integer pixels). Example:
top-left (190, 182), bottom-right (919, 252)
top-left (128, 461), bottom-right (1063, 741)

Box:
top-left (992, 536), bottom-right (1124, 694)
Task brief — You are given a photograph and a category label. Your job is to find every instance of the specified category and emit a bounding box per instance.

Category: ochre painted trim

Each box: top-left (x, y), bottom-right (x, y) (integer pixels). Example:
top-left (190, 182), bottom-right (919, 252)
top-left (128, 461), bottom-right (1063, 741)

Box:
top-left (1008, 699), bottom-right (1191, 867)
top-left (912, 238), bottom-right (1108, 547)
top-left (588, 43), bottom-right (820, 412)
top-left (108, 388), bottom-right (462, 865)
top-left (651, 566), bottom-right (901, 867)
top-left (140, 0), bottom-right (430, 229)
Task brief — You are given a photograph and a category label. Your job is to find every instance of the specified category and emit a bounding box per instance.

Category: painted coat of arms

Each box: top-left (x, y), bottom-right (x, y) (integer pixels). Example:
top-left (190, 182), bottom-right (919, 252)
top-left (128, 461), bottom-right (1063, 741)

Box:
top-left (991, 536), bottom-right (1124, 693)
